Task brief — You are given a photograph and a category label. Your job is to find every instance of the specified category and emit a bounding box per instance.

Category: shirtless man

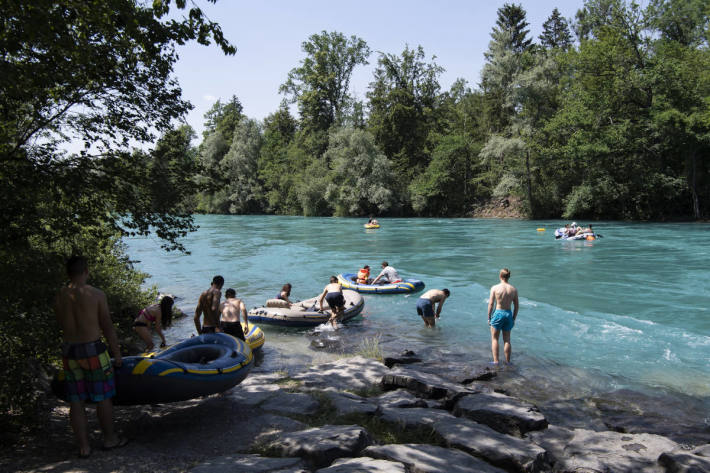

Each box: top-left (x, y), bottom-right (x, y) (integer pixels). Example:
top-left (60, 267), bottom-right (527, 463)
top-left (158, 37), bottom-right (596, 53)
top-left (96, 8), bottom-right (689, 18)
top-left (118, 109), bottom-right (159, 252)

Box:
top-left (194, 275), bottom-right (223, 334)
top-left (416, 288), bottom-right (450, 327)
top-left (319, 276), bottom-right (345, 328)
top-left (54, 256), bottom-right (126, 457)
top-left (487, 268), bottom-right (519, 364)
top-left (219, 288), bottom-right (248, 341)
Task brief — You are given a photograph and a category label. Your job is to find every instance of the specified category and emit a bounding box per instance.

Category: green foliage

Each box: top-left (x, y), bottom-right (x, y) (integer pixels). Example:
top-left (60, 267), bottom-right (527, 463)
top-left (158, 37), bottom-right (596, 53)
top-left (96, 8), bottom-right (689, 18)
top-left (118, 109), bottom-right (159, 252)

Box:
top-left (540, 8), bottom-right (573, 50)
top-left (220, 119), bottom-right (266, 214)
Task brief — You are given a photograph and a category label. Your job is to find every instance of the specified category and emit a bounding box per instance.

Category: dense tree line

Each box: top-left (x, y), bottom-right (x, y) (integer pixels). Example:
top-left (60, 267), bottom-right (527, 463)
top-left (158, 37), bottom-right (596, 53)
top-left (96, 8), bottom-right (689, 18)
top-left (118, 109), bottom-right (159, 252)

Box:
top-left (194, 0), bottom-right (709, 220)
top-left (1, 0), bottom-right (707, 427)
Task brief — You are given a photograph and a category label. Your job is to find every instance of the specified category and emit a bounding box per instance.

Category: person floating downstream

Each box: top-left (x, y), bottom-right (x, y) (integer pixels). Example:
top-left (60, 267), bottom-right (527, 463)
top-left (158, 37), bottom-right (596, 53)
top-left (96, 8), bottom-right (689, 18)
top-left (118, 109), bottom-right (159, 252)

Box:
top-left (416, 288), bottom-right (450, 327)
top-left (54, 255), bottom-right (128, 458)
top-left (487, 268), bottom-right (519, 365)
top-left (319, 276), bottom-right (345, 328)
top-left (194, 275), bottom-right (223, 334)
top-left (132, 296), bottom-right (173, 351)
top-left (371, 261), bottom-right (401, 285)
top-left (219, 288), bottom-right (248, 341)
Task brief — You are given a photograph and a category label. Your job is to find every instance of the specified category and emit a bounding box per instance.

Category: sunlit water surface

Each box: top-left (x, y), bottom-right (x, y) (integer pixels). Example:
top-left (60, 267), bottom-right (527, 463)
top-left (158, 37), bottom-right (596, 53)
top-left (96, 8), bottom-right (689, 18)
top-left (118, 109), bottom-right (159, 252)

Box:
top-left (125, 216), bottom-right (710, 433)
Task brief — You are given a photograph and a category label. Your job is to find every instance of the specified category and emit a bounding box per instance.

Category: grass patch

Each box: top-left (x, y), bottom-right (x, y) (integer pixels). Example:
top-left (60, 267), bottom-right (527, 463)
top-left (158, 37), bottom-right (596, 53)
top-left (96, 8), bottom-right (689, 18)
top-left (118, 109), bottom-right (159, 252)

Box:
top-left (249, 438), bottom-right (284, 457)
top-left (336, 413), bottom-right (446, 446)
top-left (355, 334), bottom-right (383, 361)
top-left (347, 383), bottom-right (385, 398)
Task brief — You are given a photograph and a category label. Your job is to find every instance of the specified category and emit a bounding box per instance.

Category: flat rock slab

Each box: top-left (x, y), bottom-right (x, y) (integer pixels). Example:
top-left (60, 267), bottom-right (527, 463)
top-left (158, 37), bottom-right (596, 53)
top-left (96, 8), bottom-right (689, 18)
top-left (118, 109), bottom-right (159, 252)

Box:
top-left (528, 425), bottom-right (679, 473)
top-left (363, 443), bottom-right (507, 473)
top-left (227, 383), bottom-right (283, 407)
top-left (293, 356), bottom-right (389, 392)
top-left (189, 454), bottom-right (303, 473)
top-left (381, 366), bottom-right (476, 400)
top-left (316, 457), bottom-right (406, 472)
top-left (413, 360), bottom-right (497, 384)
top-left (372, 389), bottom-right (428, 409)
top-left (658, 451), bottom-right (710, 473)
top-left (453, 391), bottom-right (548, 437)
top-left (378, 406), bottom-right (458, 430)
top-left (324, 391), bottom-right (379, 417)
top-left (260, 391), bottom-right (320, 416)
top-left (432, 415), bottom-right (550, 473)
top-left (269, 424), bottom-right (371, 468)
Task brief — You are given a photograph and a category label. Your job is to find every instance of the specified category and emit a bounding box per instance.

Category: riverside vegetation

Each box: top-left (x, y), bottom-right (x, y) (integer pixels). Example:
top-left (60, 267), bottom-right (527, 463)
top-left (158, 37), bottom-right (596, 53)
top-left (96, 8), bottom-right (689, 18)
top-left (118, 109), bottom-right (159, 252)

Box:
top-left (1, 0), bottom-right (708, 440)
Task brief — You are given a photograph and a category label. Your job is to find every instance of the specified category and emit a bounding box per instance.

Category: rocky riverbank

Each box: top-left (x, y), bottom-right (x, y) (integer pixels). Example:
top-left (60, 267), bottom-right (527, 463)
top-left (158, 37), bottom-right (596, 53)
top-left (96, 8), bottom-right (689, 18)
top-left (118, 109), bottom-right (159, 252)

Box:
top-left (3, 349), bottom-right (709, 473)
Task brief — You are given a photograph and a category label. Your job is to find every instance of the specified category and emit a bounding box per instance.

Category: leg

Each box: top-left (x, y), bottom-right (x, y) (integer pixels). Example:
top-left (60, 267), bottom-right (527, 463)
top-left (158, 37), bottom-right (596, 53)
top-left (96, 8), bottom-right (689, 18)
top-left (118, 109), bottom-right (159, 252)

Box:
top-left (490, 326), bottom-right (501, 363)
top-left (502, 331), bottom-right (512, 363)
top-left (96, 398), bottom-right (119, 447)
top-left (69, 400), bottom-right (91, 456)
top-left (133, 326), bottom-right (154, 351)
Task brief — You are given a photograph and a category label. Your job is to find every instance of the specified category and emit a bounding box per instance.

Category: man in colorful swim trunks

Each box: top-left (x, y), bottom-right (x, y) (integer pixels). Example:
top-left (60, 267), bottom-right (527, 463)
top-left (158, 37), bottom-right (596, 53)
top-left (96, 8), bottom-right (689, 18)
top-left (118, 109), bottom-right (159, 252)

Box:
top-left (55, 256), bottom-right (126, 457)
top-left (487, 268), bottom-right (519, 365)
top-left (416, 288), bottom-right (450, 327)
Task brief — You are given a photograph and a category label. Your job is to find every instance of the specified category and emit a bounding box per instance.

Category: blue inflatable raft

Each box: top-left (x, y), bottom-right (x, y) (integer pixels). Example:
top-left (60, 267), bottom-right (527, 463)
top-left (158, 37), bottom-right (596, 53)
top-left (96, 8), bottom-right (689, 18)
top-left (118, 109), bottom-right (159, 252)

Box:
top-left (53, 333), bottom-right (253, 405)
top-left (337, 273), bottom-right (425, 294)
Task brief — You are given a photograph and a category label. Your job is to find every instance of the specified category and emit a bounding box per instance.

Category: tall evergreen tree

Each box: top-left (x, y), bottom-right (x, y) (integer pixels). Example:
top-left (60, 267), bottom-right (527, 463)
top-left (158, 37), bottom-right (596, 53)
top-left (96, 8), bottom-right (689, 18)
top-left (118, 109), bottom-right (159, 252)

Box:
top-left (540, 8), bottom-right (573, 49)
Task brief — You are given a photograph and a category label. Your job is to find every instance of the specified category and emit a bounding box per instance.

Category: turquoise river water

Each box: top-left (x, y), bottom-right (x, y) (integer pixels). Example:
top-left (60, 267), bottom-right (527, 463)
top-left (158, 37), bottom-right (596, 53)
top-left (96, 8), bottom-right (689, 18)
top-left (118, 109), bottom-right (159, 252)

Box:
top-left (125, 216), bottom-right (710, 431)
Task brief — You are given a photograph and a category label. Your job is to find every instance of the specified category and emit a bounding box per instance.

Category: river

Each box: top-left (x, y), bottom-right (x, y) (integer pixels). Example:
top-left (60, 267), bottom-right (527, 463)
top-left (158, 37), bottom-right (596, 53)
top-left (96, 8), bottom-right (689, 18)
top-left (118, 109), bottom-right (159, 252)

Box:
top-left (125, 215), bottom-right (710, 434)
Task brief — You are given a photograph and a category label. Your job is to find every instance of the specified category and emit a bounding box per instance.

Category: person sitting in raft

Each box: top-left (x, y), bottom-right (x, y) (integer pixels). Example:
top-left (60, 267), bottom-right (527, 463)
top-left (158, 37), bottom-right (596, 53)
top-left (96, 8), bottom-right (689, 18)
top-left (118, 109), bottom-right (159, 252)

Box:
top-left (219, 288), bottom-right (248, 341)
top-left (579, 224), bottom-right (594, 234)
top-left (356, 265), bottom-right (371, 284)
top-left (417, 288), bottom-right (450, 328)
top-left (277, 283), bottom-right (293, 307)
top-left (319, 276), bottom-right (345, 328)
top-left (133, 296), bottom-right (174, 351)
top-left (371, 261), bottom-right (401, 285)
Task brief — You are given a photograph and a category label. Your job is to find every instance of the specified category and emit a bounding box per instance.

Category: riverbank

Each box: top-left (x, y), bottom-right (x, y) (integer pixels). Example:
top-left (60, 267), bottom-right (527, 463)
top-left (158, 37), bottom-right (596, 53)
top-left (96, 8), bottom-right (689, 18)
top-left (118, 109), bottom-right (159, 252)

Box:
top-left (3, 332), bottom-right (709, 473)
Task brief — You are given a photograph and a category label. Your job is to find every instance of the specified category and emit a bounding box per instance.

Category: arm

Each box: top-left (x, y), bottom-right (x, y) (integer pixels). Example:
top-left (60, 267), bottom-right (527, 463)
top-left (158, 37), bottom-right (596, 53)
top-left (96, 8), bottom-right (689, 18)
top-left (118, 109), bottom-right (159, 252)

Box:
top-left (487, 287), bottom-right (495, 324)
top-left (435, 299), bottom-right (445, 318)
top-left (513, 290), bottom-right (519, 321)
top-left (371, 270), bottom-right (384, 284)
top-left (240, 301), bottom-right (248, 331)
top-left (194, 296), bottom-right (203, 334)
top-left (97, 290), bottom-right (122, 367)
top-left (318, 289), bottom-right (327, 311)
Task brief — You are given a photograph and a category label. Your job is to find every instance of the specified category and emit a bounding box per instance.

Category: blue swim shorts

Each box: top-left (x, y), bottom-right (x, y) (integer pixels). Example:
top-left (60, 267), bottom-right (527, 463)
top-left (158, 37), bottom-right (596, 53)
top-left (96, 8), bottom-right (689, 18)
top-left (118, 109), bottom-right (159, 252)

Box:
top-left (416, 298), bottom-right (434, 319)
top-left (490, 309), bottom-right (514, 331)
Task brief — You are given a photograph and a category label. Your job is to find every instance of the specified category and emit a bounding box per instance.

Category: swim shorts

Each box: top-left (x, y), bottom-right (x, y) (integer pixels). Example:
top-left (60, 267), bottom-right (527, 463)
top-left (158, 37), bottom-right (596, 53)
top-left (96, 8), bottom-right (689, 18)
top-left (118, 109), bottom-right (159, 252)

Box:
top-left (490, 309), bottom-right (514, 331)
top-left (325, 292), bottom-right (345, 309)
top-left (201, 326), bottom-right (216, 334)
top-left (221, 321), bottom-right (245, 341)
top-left (61, 340), bottom-right (116, 403)
top-left (416, 298), bottom-right (435, 319)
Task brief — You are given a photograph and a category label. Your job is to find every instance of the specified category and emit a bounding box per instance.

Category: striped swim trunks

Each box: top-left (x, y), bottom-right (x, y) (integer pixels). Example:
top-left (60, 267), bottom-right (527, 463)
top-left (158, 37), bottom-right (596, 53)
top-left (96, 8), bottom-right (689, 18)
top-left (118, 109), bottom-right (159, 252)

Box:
top-left (61, 339), bottom-right (116, 402)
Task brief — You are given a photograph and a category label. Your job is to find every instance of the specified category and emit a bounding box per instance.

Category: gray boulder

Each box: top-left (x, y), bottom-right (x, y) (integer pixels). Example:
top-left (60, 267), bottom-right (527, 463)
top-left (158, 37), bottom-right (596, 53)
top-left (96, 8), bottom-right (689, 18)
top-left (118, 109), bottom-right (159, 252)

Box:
top-left (432, 415), bottom-right (551, 473)
top-left (324, 391), bottom-right (379, 417)
top-left (378, 406), bottom-right (458, 430)
top-left (373, 389), bottom-right (428, 409)
top-left (363, 443), bottom-right (506, 473)
top-left (293, 356), bottom-right (389, 392)
top-left (381, 366), bottom-right (476, 400)
top-left (453, 391), bottom-right (548, 437)
top-left (694, 444), bottom-right (710, 457)
top-left (189, 454), bottom-right (303, 473)
top-left (528, 425), bottom-right (679, 473)
top-left (227, 383), bottom-right (283, 407)
top-left (260, 391), bottom-right (320, 417)
top-left (268, 424), bottom-right (371, 468)
top-left (658, 450), bottom-right (710, 473)
top-left (316, 457), bottom-right (406, 472)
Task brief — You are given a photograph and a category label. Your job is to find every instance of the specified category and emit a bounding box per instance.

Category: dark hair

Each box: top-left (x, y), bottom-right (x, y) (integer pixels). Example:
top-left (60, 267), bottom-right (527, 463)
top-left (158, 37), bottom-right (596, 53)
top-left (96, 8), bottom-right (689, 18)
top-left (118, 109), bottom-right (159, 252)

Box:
top-left (330, 276), bottom-right (338, 283)
top-left (443, 288), bottom-right (450, 297)
top-left (382, 261), bottom-right (388, 267)
top-left (225, 288), bottom-right (236, 298)
top-left (212, 275), bottom-right (224, 287)
top-left (160, 296), bottom-right (174, 327)
top-left (66, 255), bottom-right (88, 277)
top-left (281, 283), bottom-right (292, 296)
top-left (363, 265), bottom-right (370, 269)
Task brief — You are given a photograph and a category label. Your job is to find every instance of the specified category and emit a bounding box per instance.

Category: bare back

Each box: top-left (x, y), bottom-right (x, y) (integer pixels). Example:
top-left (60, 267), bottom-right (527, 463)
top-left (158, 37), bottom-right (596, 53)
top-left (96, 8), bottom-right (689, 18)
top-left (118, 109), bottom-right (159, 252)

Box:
top-left (220, 298), bottom-right (245, 323)
top-left (490, 282), bottom-right (517, 311)
top-left (198, 287), bottom-right (221, 327)
top-left (55, 284), bottom-right (106, 343)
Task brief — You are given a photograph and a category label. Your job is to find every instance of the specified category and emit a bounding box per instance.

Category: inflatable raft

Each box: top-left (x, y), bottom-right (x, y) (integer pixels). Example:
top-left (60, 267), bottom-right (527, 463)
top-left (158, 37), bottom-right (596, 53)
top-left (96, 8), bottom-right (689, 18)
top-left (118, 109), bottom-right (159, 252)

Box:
top-left (247, 289), bottom-right (364, 327)
top-left (337, 273), bottom-right (425, 294)
top-left (364, 223), bottom-right (380, 229)
top-left (554, 228), bottom-right (598, 241)
top-left (244, 324), bottom-right (265, 351)
top-left (53, 333), bottom-right (253, 405)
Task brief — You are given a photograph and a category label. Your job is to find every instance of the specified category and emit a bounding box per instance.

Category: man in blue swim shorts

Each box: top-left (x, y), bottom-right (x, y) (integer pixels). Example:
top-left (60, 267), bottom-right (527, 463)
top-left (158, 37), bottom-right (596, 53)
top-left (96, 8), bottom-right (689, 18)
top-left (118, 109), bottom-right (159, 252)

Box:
top-left (487, 268), bottom-right (519, 365)
top-left (416, 289), bottom-right (450, 327)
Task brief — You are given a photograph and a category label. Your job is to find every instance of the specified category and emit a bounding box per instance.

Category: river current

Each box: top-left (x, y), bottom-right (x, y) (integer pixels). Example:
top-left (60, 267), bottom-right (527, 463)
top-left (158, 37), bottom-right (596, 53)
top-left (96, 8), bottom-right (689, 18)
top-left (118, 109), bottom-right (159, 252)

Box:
top-left (125, 215), bottom-right (710, 433)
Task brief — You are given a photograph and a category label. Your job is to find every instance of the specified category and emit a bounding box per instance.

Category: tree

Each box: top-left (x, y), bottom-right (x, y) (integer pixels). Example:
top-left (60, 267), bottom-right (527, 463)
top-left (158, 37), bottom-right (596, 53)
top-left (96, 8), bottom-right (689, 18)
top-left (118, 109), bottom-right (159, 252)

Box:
top-left (220, 118), bottom-right (265, 214)
top-left (258, 103), bottom-right (299, 213)
top-left (323, 127), bottom-right (396, 216)
top-left (540, 8), bottom-right (573, 49)
top-left (202, 95), bottom-right (244, 140)
top-left (366, 45), bottom-right (444, 193)
top-left (280, 31), bottom-right (370, 156)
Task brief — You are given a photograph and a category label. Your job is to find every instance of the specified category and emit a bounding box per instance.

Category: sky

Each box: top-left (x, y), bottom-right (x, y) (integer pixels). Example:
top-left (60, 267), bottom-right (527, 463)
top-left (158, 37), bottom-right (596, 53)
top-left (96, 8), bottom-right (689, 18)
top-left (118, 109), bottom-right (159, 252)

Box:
top-left (173, 0), bottom-right (587, 139)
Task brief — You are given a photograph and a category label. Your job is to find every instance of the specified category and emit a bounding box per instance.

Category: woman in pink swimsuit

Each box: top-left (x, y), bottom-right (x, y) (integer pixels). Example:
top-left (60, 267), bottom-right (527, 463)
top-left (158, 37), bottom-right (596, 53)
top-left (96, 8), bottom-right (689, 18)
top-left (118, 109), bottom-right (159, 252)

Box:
top-left (133, 296), bottom-right (173, 351)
